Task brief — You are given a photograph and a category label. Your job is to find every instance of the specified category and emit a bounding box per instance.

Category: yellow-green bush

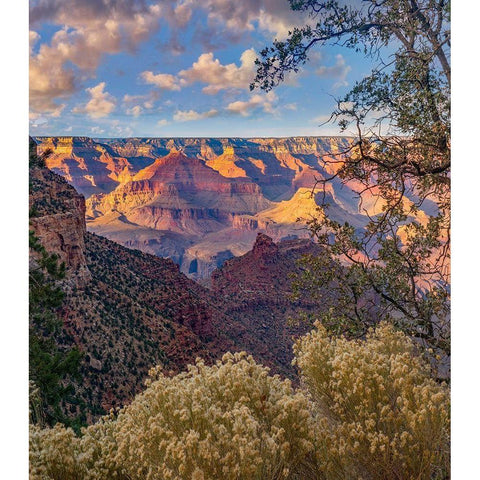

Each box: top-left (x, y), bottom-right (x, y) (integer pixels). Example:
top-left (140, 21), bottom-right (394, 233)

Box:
top-left (113, 352), bottom-right (315, 479)
top-left (29, 323), bottom-right (449, 480)
top-left (30, 423), bottom-right (85, 480)
top-left (294, 322), bottom-right (450, 480)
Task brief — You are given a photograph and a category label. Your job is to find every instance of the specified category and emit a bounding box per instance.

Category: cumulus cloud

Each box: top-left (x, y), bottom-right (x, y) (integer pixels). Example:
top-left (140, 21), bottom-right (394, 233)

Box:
top-left (30, 0), bottom-right (152, 26)
top-left (49, 104), bottom-right (66, 117)
top-left (141, 48), bottom-right (258, 95)
top-left (173, 109), bottom-right (219, 122)
top-left (90, 126), bottom-right (105, 135)
top-left (73, 82), bottom-right (116, 118)
top-left (29, 0), bottom-right (169, 115)
top-left (199, 0), bottom-right (307, 40)
top-left (179, 49), bottom-right (257, 94)
top-left (141, 71), bottom-right (181, 91)
top-left (126, 105), bottom-right (143, 117)
top-left (226, 91), bottom-right (277, 117)
top-left (29, 0), bottom-right (309, 116)
top-left (29, 116), bottom-right (48, 128)
top-left (315, 54), bottom-right (351, 89)
top-left (109, 120), bottom-right (134, 137)
top-left (29, 30), bottom-right (40, 54)
top-left (157, 119), bottom-right (169, 126)
top-left (123, 91), bottom-right (160, 117)
top-left (29, 30), bottom-right (78, 114)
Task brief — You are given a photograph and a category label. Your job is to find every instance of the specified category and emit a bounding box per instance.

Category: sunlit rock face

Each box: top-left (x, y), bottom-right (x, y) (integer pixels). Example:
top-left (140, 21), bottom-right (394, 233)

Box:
top-left (33, 136), bottom-right (426, 278)
top-left (29, 138), bottom-right (91, 287)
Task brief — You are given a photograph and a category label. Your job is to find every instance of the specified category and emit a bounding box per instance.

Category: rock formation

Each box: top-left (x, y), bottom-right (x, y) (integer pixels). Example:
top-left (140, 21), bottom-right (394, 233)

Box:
top-left (210, 233), bottom-right (327, 376)
top-left (33, 136), bottom-right (429, 278)
top-left (29, 138), bottom-right (91, 287)
top-left (29, 141), bottom-right (333, 421)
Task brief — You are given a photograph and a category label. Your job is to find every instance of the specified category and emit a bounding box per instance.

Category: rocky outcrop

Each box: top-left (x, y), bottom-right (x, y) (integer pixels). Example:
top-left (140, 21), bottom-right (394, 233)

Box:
top-left (85, 150), bottom-right (274, 258)
top-left (34, 136), bottom-right (354, 199)
top-left (210, 234), bottom-right (326, 377)
top-left (251, 233), bottom-right (280, 259)
top-left (35, 136), bottom-right (152, 197)
top-left (29, 142), bottom-right (336, 419)
top-left (29, 139), bottom-right (91, 287)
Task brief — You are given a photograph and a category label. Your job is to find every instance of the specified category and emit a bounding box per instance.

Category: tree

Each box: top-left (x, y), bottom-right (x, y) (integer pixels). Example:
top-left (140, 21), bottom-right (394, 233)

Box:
top-left (251, 1), bottom-right (450, 369)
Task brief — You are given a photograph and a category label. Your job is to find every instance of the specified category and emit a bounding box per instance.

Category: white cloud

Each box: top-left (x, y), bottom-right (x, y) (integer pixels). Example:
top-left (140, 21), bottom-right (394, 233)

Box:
top-left (339, 101), bottom-right (355, 111)
top-left (73, 82), bottom-right (116, 118)
top-left (123, 91), bottom-right (160, 116)
top-left (179, 49), bottom-right (257, 94)
top-left (141, 71), bottom-right (181, 91)
top-left (29, 30), bottom-right (40, 55)
top-left (141, 48), bottom-right (258, 96)
top-left (49, 104), bottom-right (66, 118)
top-left (316, 54), bottom-right (351, 89)
top-left (90, 126), bottom-right (105, 135)
top-left (109, 120), bottom-right (134, 137)
top-left (29, 116), bottom-right (48, 128)
top-left (29, 1), bottom-right (168, 116)
top-left (173, 109), bottom-right (219, 122)
top-left (157, 119), bottom-right (169, 126)
top-left (226, 92), bottom-right (278, 117)
top-left (28, 0), bottom-right (310, 116)
top-left (199, 0), bottom-right (308, 40)
top-left (29, 30), bottom-right (77, 114)
top-left (126, 105), bottom-right (143, 117)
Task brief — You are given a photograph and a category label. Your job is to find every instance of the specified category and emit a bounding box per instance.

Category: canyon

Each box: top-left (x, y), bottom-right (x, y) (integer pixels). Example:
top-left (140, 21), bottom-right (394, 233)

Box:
top-left (29, 138), bottom-right (326, 421)
top-left (30, 136), bottom-right (437, 422)
top-left (34, 136), bottom-right (379, 278)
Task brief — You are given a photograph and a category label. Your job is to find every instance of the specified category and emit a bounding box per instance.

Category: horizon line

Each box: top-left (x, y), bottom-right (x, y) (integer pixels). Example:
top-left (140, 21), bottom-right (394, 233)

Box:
top-left (32, 134), bottom-right (355, 140)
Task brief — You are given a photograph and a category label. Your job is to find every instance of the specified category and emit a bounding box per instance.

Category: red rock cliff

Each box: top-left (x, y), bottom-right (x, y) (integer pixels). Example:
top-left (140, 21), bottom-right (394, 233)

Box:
top-left (29, 138), bottom-right (91, 286)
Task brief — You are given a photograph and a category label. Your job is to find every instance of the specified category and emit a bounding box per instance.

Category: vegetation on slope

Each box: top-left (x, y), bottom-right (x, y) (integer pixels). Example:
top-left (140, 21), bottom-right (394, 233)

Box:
top-left (29, 144), bottom-right (84, 429)
top-left (30, 323), bottom-right (449, 480)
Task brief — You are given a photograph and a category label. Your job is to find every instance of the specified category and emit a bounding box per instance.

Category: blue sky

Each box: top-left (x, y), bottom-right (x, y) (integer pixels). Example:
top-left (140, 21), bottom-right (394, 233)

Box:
top-left (29, 0), bottom-right (376, 137)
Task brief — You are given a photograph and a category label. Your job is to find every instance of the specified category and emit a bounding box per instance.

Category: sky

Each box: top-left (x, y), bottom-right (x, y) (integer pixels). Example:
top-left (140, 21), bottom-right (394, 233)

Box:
top-left (28, 0), bottom-right (375, 138)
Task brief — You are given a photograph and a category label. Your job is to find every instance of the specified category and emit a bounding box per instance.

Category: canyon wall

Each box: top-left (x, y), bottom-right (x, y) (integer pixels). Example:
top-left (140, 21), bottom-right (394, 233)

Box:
top-left (33, 136), bottom-right (399, 277)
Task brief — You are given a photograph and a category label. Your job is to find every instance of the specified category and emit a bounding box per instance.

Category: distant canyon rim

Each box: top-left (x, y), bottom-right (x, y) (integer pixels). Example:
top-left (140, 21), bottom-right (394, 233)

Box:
top-left (33, 136), bottom-right (434, 279)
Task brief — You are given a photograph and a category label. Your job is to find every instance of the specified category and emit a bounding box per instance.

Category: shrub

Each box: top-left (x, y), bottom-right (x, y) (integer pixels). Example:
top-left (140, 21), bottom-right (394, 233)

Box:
top-left (114, 352), bottom-right (315, 479)
top-left (29, 424), bottom-right (85, 480)
top-left (29, 323), bottom-right (449, 480)
top-left (294, 322), bottom-right (450, 480)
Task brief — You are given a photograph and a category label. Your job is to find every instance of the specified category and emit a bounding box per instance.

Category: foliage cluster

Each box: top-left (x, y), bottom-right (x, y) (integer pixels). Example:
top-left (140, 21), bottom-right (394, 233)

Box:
top-left (30, 323), bottom-right (449, 480)
top-left (29, 229), bottom-right (83, 429)
top-left (295, 322), bottom-right (450, 479)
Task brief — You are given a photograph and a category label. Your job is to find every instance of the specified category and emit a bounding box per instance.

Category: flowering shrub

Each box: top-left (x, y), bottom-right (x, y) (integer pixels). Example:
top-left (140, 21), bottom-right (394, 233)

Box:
top-left (30, 323), bottom-right (449, 480)
top-left (113, 352), bottom-right (315, 479)
top-left (30, 352), bottom-right (317, 480)
top-left (294, 322), bottom-right (450, 480)
top-left (30, 424), bottom-right (85, 479)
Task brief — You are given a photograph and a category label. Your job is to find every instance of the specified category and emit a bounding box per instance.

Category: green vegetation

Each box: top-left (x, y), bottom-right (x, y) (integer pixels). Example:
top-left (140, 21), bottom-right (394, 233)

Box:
top-left (252, 0), bottom-right (451, 366)
top-left (30, 323), bottom-right (449, 480)
top-left (29, 229), bottom-right (83, 429)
